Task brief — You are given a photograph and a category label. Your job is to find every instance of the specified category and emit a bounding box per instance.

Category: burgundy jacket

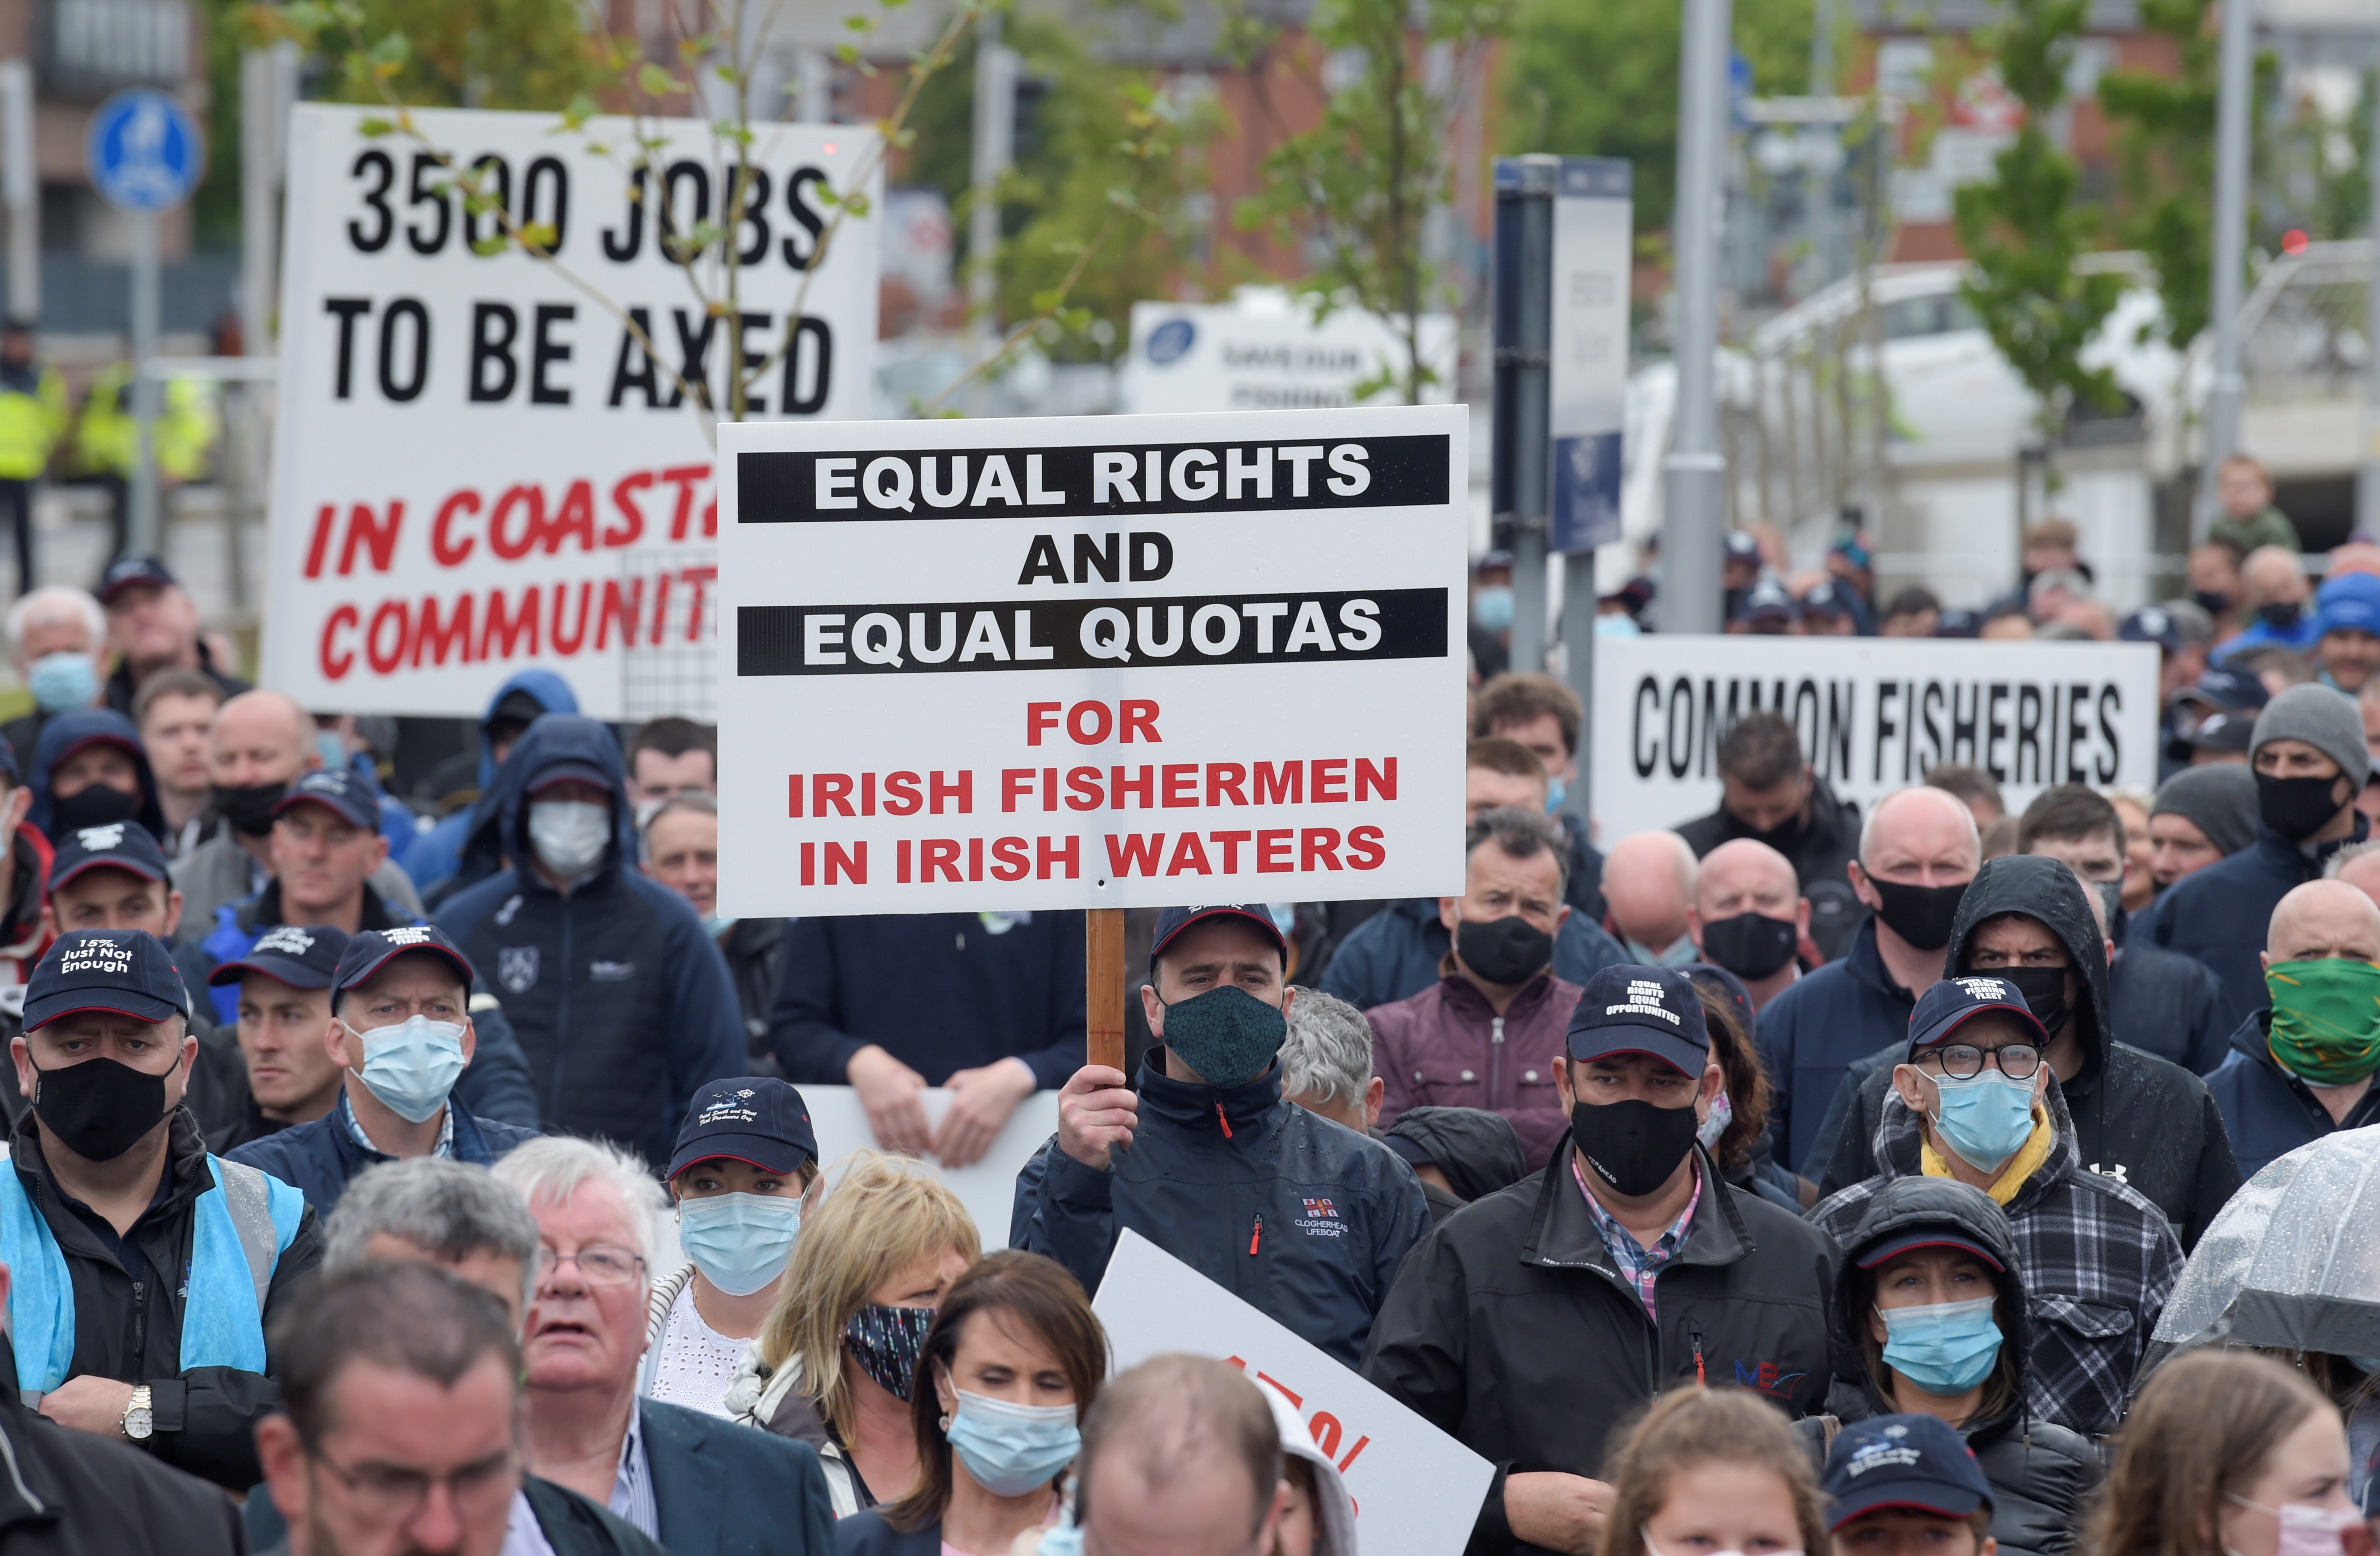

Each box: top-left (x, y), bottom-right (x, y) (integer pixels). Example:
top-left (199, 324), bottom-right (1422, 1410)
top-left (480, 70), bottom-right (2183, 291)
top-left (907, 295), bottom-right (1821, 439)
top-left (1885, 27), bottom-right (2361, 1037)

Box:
top-left (1366, 966), bottom-right (1583, 1172)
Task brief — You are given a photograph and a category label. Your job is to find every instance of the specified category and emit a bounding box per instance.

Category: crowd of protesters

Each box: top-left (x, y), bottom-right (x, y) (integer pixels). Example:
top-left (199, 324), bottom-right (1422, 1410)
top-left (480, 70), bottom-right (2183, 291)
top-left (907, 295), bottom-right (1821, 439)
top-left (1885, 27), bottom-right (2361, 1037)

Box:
top-left (2, 449), bottom-right (2380, 1556)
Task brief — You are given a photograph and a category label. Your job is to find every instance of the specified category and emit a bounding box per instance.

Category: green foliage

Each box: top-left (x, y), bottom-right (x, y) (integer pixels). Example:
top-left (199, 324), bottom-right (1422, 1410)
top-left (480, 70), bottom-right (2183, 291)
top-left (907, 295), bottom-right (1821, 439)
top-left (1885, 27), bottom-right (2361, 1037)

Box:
top-left (1952, 0), bottom-right (2124, 441)
top-left (300, 0), bottom-right (606, 110)
top-left (2096, 0), bottom-right (2215, 345)
top-left (1496, 0), bottom-right (1812, 236)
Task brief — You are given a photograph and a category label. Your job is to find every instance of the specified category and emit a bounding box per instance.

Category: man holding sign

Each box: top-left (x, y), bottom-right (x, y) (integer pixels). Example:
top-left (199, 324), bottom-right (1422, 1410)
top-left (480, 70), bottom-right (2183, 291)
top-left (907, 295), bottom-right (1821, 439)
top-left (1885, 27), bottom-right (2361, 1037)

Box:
top-left (1013, 904), bottom-right (1429, 1366)
top-left (1361, 965), bottom-right (1833, 1556)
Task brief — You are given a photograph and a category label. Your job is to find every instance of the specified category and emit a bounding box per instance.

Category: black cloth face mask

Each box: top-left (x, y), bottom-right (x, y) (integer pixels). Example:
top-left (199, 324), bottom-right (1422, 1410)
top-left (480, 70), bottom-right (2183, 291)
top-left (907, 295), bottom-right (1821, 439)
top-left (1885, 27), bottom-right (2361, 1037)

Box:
top-left (1865, 877), bottom-right (1969, 952)
top-left (2257, 771), bottom-right (2348, 842)
top-left (48, 784), bottom-right (138, 836)
top-left (32, 1055), bottom-right (170, 1161)
top-left (1697, 912), bottom-right (1799, 980)
top-left (2259, 601), bottom-right (2304, 631)
top-left (211, 781), bottom-right (287, 838)
top-left (1994, 965), bottom-right (2071, 1040)
top-left (1454, 914), bottom-right (1555, 986)
top-left (1570, 1098), bottom-right (1701, 1198)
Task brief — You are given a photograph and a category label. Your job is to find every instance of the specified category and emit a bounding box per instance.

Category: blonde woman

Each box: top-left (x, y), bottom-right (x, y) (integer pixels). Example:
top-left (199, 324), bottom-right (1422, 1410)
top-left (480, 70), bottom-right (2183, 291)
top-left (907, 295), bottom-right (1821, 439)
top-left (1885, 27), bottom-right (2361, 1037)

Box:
top-left (725, 1151), bottom-right (979, 1517)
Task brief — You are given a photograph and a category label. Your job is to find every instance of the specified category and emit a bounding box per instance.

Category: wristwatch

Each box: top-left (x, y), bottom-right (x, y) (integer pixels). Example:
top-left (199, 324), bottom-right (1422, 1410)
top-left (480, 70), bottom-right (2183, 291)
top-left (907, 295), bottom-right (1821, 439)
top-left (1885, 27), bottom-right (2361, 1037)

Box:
top-left (121, 1385), bottom-right (152, 1442)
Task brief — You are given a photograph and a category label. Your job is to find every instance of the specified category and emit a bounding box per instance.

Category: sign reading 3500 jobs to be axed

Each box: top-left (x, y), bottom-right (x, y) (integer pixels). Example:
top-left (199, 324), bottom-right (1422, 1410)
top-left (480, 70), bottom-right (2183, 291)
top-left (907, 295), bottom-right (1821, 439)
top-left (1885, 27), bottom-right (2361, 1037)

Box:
top-left (713, 406), bottom-right (1469, 916)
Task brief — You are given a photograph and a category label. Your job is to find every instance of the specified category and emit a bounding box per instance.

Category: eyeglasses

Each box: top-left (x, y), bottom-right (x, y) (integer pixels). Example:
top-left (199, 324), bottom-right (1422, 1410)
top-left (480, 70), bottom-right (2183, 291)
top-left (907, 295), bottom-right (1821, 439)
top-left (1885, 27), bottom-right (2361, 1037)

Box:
top-left (309, 1443), bottom-right (520, 1527)
top-left (536, 1244), bottom-right (645, 1286)
top-left (1920, 1043), bottom-right (2043, 1081)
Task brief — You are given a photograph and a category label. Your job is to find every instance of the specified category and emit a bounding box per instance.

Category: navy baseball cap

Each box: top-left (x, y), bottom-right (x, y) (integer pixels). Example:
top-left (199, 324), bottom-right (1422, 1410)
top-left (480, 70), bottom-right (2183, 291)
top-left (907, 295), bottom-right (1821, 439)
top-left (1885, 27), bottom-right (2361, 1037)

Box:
top-left (1823, 1414), bottom-right (1995, 1528)
top-left (24, 928), bottom-right (190, 1029)
top-left (1856, 1224), bottom-right (2006, 1275)
top-left (1724, 531), bottom-right (1761, 562)
top-left (1149, 905), bottom-right (1288, 973)
top-left (1933, 608), bottom-right (1980, 639)
top-left (1802, 581), bottom-right (1852, 619)
top-left (97, 556), bottom-right (176, 605)
top-left (207, 923), bottom-right (352, 992)
top-left (331, 925), bottom-right (478, 1010)
top-left (1734, 580), bottom-right (1799, 624)
top-left (274, 766), bottom-right (378, 832)
top-left (1682, 963), bottom-right (1755, 1040)
top-left (1566, 965), bottom-right (1710, 1074)
top-left (2119, 605), bottom-right (2182, 654)
top-left (48, 820), bottom-right (169, 891)
top-left (1907, 976), bottom-right (2049, 1057)
top-left (2177, 664), bottom-right (2270, 712)
top-left (668, 1077), bottom-right (820, 1180)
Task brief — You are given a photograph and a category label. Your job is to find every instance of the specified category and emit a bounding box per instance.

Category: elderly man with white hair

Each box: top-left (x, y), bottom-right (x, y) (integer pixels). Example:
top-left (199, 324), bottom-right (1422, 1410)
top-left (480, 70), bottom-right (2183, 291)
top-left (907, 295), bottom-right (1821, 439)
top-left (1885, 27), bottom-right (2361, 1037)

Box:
top-left (2206, 877), bottom-right (2380, 1175)
top-left (1754, 783), bottom-right (1981, 1175)
top-left (1, 584), bottom-right (104, 773)
top-left (495, 1135), bottom-right (838, 1555)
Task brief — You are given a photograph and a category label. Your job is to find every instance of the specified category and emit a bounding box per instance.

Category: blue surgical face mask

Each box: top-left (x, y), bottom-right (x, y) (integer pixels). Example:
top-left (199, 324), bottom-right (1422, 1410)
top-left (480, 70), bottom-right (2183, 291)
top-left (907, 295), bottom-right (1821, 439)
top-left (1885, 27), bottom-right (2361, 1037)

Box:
top-left (27, 651), bottom-right (95, 714)
top-left (945, 1387), bottom-right (1082, 1497)
top-left (1625, 934), bottom-right (1699, 969)
top-left (1876, 1295), bottom-right (2003, 1396)
top-left (1925, 1070), bottom-right (2037, 1175)
top-left (1472, 584), bottom-right (1515, 634)
top-left (316, 733), bottom-right (348, 772)
top-left (704, 915), bottom-right (740, 939)
top-left (346, 1015), bottom-right (467, 1124)
top-left (1595, 611), bottom-right (1641, 638)
top-left (677, 1192), bottom-right (802, 1296)
top-left (1545, 776), bottom-right (1568, 815)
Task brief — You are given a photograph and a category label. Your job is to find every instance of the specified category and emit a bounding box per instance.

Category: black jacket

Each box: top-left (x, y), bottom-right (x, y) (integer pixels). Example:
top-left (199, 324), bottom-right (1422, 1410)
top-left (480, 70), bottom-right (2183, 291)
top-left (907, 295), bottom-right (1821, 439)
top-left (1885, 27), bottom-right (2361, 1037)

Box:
top-left (1811, 855), bottom-right (2243, 1250)
top-left (2205, 1009), bottom-right (2380, 1178)
top-left (1677, 776), bottom-right (1865, 962)
top-left (0, 1338), bottom-right (247, 1555)
top-left (721, 916), bottom-right (789, 1065)
top-left (1756, 917), bottom-right (1923, 1174)
top-left (2106, 920), bottom-right (2231, 1076)
top-left (837, 1511), bottom-right (942, 1556)
top-left (102, 643), bottom-right (249, 720)
top-left (7, 1109), bottom-right (324, 1488)
top-left (1012, 1054), bottom-right (1431, 1367)
top-left (1360, 1138), bottom-right (1837, 1556)
top-left (1806, 1178), bottom-right (2101, 1556)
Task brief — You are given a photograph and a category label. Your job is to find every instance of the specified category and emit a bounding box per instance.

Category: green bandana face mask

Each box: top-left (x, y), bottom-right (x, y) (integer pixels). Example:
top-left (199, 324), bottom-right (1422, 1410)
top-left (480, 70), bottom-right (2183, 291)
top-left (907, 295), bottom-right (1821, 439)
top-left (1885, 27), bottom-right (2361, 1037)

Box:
top-left (2265, 959), bottom-right (2380, 1086)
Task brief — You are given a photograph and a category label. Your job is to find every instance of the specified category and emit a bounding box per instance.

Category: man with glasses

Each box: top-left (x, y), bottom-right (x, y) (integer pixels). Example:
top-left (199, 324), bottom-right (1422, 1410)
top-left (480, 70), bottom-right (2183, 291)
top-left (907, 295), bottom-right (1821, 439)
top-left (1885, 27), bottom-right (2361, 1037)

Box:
top-left (1810, 970), bottom-right (2186, 1438)
top-left (254, 1258), bottom-right (667, 1556)
top-left (492, 1136), bottom-right (836, 1556)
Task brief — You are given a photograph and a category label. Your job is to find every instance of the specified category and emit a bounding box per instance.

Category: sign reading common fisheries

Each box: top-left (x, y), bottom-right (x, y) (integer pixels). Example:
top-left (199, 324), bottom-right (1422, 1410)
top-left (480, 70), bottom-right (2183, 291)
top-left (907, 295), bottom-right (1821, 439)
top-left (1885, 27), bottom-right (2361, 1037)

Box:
top-left (266, 104), bottom-right (880, 718)
top-left (1589, 635), bottom-right (2160, 844)
top-left (714, 406), bottom-right (1468, 915)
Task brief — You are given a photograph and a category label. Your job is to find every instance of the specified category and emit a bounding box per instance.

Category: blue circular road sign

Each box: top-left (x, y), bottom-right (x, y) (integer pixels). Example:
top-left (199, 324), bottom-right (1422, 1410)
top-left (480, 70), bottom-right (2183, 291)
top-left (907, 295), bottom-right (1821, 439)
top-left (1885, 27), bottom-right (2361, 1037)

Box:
top-left (87, 90), bottom-right (203, 213)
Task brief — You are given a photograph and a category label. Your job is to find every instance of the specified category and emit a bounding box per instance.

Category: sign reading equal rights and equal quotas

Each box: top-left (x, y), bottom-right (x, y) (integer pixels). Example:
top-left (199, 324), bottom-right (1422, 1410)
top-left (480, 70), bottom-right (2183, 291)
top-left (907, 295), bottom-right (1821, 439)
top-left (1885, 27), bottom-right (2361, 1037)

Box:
top-left (266, 105), bottom-right (880, 718)
top-left (713, 406), bottom-right (1469, 916)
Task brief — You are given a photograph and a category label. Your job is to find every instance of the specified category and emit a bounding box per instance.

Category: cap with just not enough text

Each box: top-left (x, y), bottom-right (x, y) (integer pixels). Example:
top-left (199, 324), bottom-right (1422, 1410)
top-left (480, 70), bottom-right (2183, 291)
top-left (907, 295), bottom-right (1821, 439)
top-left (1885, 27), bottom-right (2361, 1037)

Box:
top-left (668, 1076), bottom-right (819, 1180)
top-left (1148, 905), bottom-right (1288, 974)
top-left (24, 928), bottom-right (190, 1030)
top-left (1822, 1414), bottom-right (1995, 1529)
top-left (1566, 965), bottom-right (1709, 1074)
top-left (332, 925), bottom-right (478, 1009)
top-left (48, 820), bottom-right (169, 891)
top-left (207, 923), bottom-right (352, 993)
top-left (1906, 976), bottom-right (2049, 1059)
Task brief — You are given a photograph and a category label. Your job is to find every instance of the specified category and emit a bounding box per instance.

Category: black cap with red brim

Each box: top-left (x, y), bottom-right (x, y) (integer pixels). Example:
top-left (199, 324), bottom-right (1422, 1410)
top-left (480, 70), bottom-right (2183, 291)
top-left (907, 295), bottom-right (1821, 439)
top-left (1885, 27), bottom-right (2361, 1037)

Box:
top-left (668, 1076), bottom-right (819, 1179)
top-left (48, 820), bottom-right (169, 891)
top-left (1854, 1230), bottom-right (2006, 1274)
top-left (1823, 1414), bottom-right (1995, 1529)
top-left (1148, 905), bottom-right (1287, 974)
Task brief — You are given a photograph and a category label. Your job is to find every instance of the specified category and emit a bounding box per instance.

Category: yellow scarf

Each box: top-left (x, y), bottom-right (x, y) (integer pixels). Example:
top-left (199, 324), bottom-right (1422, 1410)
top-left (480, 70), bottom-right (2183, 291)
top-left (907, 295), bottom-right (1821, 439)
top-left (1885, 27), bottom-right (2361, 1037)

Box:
top-left (1921, 1103), bottom-right (2054, 1206)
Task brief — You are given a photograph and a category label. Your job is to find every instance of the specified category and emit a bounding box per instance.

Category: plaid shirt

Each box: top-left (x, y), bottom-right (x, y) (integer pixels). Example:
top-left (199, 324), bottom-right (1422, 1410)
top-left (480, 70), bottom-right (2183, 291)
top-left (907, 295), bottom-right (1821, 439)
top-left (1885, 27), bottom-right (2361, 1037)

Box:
top-left (1810, 1075), bottom-right (2184, 1439)
top-left (1572, 1151), bottom-right (1703, 1321)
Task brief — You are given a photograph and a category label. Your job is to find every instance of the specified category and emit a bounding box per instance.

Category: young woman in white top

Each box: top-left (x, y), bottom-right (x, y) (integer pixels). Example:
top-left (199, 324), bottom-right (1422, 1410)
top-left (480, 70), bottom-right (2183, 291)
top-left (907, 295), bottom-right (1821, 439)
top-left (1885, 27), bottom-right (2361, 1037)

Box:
top-left (640, 1075), bottom-right (821, 1417)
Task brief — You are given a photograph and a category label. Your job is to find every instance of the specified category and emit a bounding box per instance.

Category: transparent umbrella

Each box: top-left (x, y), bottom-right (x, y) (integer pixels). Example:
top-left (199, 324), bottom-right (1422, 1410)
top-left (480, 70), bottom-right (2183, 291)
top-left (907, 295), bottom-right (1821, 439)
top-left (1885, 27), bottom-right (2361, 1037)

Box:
top-left (2146, 1125), bottom-right (2380, 1371)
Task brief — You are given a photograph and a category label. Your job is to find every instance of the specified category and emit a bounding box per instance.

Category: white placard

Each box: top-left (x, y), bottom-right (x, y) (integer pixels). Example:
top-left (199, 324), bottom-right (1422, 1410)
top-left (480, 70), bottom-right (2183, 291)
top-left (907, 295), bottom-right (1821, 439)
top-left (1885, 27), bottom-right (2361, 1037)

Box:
top-left (713, 406), bottom-right (1469, 916)
top-left (802, 1084), bottom-right (1061, 1253)
top-left (1589, 635), bottom-right (2161, 843)
top-left (1548, 159), bottom-right (1630, 555)
top-left (1121, 297), bottom-right (1457, 416)
top-left (1093, 1229), bottom-right (1494, 1556)
top-left (267, 104), bottom-right (880, 718)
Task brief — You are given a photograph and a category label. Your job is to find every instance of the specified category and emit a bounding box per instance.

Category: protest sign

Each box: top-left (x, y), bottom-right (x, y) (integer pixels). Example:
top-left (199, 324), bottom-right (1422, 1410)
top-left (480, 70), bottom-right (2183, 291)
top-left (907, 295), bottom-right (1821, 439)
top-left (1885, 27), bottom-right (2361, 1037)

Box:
top-left (712, 405), bottom-right (1469, 916)
top-left (1589, 634), bottom-right (2161, 842)
top-left (802, 1084), bottom-right (1060, 1252)
top-left (265, 104), bottom-right (879, 718)
top-left (1094, 1228), bottom-right (1494, 1556)
top-left (1120, 296), bottom-right (1456, 415)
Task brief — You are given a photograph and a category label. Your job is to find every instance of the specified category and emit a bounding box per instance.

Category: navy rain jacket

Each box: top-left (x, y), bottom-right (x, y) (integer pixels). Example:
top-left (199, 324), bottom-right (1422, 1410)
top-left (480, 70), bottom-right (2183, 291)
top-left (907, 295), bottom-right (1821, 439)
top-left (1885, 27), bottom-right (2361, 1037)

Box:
top-left (1756, 916), bottom-right (1925, 1174)
top-left (410, 667), bottom-right (580, 899)
top-left (28, 708), bottom-right (166, 843)
top-left (2205, 1009), bottom-right (2380, 1178)
top-left (227, 1087), bottom-right (541, 1213)
top-left (2148, 815), bottom-right (2372, 1037)
top-left (1315, 896), bottom-right (1624, 1011)
top-left (436, 715), bottom-right (743, 1167)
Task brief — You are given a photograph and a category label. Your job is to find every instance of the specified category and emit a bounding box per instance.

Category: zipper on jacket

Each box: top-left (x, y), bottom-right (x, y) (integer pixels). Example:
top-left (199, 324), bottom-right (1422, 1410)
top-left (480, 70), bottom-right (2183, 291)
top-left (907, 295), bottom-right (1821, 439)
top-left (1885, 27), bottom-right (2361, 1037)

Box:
top-left (1248, 1213), bottom-right (1262, 1256)
top-left (1691, 1329), bottom-right (1706, 1386)
top-left (1216, 1103), bottom-right (1233, 1139)
top-left (1490, 1016), bottom-right (1505, 1101)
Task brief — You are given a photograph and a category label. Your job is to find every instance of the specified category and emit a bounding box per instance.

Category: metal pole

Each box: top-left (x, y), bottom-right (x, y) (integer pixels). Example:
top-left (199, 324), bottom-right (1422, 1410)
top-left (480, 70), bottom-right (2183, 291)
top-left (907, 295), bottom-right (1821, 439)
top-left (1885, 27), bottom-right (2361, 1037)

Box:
top-left (1493, 156), bottom-right (1557, 673)
top-left (2197, 0), bottom-right (2255, 539)
top-left (130, 210), bottom-right (160, 558)
top-left (239, 48), bottom-right (280, 358)
top-left (2363, 60), bottom-right (2380, 535)
top-left (967, 16), bottom-right (1015, 372)
top-left (0, 61), bottom-right (35, 321)
top-left (1559, 547), bottom-right (1595, 815)
top-left (1662, 0), bottom-right (1732, 634)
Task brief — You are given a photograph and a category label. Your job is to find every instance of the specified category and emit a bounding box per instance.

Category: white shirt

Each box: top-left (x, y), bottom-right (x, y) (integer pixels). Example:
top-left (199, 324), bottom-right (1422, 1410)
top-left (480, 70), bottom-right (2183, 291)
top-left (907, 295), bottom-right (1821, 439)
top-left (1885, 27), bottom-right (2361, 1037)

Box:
top-left (610, 1400), bottom-right (658, 1538)
top-left (643, 1279), bottom-right (747, 1420)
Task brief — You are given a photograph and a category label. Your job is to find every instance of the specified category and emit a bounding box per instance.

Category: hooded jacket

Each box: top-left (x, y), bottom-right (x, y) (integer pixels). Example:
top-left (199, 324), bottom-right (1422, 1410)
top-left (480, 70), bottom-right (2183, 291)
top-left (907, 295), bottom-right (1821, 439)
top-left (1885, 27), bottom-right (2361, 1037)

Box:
top-left (27, 710), bottom-right (164, 843)
top-left (435, 715), bottom-right (743, 1168)
top-left (1757, 916), bottom-right (1924, 1175)
top-left (2204, 1008), bottom-right (2380, 1177)
top-left (2106, 908), bottom-right (2230, 1075)
top-left (1012, 1052), bottom-right (1431, 1367)
top-left (1810, 856), bottom-right (2243, 1250)
top-left (1809, 1075), bottom-right (2185, 1439)
top-left (1677, 775), bottom-right (1867, 962)
top-left (1360, 1136), bottom-right (1836, 1556)
top-left (2148, 815), bottom-right (2373, 1037)
top-left (1314, 896), bottom-right (1623, 1012)
top-left (1380, 1106), bottom-right (1530, 1203)
top-left (407, 669), bottom-right (579, 898)
top-left (1367, 969), bottom-right (1581, 1172)
top-left (1811, 1178), bottom-right (2101, 1556)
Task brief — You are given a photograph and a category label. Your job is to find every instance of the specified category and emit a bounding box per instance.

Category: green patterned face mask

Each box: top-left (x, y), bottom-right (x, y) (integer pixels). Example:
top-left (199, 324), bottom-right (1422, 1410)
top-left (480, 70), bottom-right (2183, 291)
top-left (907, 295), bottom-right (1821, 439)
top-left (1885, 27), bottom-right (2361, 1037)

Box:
top-left (2265, 959), bottom-right (2380, 1086)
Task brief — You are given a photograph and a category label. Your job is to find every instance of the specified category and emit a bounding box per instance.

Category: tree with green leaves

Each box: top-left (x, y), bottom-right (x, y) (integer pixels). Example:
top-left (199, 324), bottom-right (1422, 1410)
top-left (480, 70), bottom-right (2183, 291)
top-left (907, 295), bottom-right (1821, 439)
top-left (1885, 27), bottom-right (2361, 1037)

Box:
top-left (1952, 0), bottom-right (2124, 447)
top-left (2096, 0), bottom-right (2215, 346)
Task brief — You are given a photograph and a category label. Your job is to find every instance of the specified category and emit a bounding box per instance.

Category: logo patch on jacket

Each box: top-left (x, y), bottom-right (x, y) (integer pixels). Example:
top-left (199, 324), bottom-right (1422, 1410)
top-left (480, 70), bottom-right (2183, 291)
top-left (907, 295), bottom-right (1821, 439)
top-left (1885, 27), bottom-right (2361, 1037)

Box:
top-left (498, 945), bottom-right (539, 993)
top-left (1294, 1198), bottom-right (1343, 1236)
top-left (590, 959), bottom-right (635, 981)
top-left (1734, 1359), bottom-right (1806, 1398)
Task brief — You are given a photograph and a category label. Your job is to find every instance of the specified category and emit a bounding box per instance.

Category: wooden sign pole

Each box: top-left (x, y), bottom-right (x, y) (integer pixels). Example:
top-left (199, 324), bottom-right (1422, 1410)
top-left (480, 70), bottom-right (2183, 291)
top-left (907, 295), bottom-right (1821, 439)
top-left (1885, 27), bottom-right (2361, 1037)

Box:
top-left (1087, 908), bottom-right (1127, 1072)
